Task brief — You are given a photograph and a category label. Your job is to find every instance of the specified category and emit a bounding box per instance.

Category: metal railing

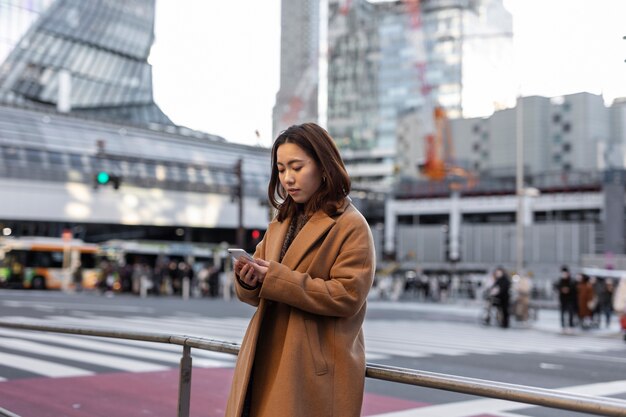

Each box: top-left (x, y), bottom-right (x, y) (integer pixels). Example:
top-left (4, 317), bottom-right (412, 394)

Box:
top-left (1, 320), bottom-right (625, 417)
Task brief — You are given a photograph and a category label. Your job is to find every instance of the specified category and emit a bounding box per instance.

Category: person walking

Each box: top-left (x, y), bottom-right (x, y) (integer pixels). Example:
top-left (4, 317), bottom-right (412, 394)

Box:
top-left (598, 278), bottom-right (615, 328)
top-left (555, 266), bottom-right (577, 333)
top-left (576, 274), bottom-right (595, 329)
top-left (491, 267), bottom-right (511, 328)
top-left (613, 276), bottom-right (626, 340)
top-left (514, 272), bottom-right (533, 323)
top-left (225, 123), bottom-right (376, 417)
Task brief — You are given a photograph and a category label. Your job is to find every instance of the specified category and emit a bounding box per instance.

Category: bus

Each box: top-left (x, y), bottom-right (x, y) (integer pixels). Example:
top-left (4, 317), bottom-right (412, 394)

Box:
top-left (0, 236), bottom-right (100, 290)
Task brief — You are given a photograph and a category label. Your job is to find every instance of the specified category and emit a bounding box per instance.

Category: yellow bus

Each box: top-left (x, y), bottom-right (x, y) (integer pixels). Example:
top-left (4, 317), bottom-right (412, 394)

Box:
top-left (0, 237), bottom-right (100, 290)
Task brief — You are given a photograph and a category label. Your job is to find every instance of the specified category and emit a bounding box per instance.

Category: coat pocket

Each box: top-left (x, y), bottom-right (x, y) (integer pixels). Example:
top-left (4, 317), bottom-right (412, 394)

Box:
top-left (304, 319), bottom-right (328, 375)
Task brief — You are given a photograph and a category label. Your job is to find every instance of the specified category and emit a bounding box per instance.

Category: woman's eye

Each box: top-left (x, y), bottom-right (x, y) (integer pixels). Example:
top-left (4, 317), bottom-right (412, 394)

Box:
top-left (293, 167), bottom-right (302, 172)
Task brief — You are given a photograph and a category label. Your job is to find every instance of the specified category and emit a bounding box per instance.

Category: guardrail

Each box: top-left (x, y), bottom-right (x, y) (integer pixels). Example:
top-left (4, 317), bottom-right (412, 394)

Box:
top-left (1, 320), bottom-right (625, 417)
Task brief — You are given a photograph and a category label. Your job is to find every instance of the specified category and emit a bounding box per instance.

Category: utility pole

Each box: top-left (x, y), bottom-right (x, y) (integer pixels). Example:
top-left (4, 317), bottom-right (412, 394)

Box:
top-left (515, 96), bottom-right (524, 274)
top-left (235, 158), bottom-right (245, 249)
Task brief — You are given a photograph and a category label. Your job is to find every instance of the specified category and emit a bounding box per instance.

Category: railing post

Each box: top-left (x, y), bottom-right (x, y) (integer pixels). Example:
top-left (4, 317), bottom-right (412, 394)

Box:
top-left (177, 345), bottom-right (192, 417)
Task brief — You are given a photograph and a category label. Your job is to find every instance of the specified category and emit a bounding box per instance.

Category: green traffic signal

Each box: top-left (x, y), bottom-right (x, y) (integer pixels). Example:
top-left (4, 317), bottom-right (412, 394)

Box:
top-left (96, 171), bottom-right (110, 184)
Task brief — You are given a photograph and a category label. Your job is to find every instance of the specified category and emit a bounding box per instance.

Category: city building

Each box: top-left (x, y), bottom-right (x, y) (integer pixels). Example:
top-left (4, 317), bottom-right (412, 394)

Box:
top-left (327, 0), bottom-right (513, 192)
top-left (272, 0), bottom-right (321, 138)
top-left (0, 0), bottom-right (55, 65)
top-left (0, 0), bottom-right (173, 127)
top-left (397, 92), bottom-right (614, 179)
top-left (0, 0), bottom-right (272, 250)
top-left (387, 91), bottom-right (626, 282)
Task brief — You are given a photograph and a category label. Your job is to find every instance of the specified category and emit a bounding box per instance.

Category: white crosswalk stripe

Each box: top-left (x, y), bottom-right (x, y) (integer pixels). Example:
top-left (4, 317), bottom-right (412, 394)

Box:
top-left (0, 338), bottom-right (169, 372)
top-left (0, 315), bottom-right (241, 379)
top-left (0, 351), bottom-right (93, 378)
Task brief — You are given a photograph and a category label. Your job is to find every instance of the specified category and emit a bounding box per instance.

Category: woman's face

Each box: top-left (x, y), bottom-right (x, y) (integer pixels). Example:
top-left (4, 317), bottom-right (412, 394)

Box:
top-left (276, 142), bottom-right (322, 204)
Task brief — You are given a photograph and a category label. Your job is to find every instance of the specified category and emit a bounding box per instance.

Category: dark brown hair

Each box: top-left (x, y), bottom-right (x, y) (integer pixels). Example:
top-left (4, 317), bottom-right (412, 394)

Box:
top-left (268, 123), bottom-right (350, 221)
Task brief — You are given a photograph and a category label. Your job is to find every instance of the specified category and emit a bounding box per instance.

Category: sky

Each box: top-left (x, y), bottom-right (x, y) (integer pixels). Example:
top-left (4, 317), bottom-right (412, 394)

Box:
top-left (149, 0), bottom-right (626, 147)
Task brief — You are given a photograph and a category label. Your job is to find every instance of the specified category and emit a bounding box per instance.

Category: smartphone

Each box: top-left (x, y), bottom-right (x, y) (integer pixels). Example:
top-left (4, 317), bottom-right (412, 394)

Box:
top-left (227, 248), bottom-right (255, 263)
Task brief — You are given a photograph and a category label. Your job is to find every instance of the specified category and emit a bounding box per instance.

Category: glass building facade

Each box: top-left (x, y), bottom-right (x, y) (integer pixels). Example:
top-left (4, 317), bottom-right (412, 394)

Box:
top-left (0, 0), bottom-right (54, 64)
top-left (272, 0), bottom-right (320, 138)
top-left (0, 0), bottom-right (272, 244)
top-left (327, 0), bottom-right (380, 151)
top-left (0, 0), bottom-right (172, 126)
top-left (327, 0), bottom-right (513, 191)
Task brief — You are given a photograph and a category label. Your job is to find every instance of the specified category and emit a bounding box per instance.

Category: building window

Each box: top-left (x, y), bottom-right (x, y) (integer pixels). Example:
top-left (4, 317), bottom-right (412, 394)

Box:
top-left (563, 122), bottom-right (571, 133)
top-left (552, 114), bottom-right (561, 124)
top-left (562, 142), bottom-right (571, 152)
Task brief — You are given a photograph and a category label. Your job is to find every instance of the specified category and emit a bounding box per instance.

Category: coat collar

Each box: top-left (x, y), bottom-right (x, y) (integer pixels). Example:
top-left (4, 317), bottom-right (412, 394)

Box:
top-left (266, 197), bottom-right (351, 268)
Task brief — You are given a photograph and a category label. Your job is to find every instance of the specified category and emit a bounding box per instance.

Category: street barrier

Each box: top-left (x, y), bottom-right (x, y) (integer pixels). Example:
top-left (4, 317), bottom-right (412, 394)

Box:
top-left (0, 320), bottom-right (625, 417)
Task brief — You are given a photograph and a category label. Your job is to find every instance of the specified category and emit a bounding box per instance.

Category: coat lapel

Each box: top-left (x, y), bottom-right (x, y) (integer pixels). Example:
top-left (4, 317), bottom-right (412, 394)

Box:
top-left (280, 210), bottom-right (336, 270)
top-left (265, 198), bottom-right (351, 268)
top-left (265, 218), bottom-right (291, 262)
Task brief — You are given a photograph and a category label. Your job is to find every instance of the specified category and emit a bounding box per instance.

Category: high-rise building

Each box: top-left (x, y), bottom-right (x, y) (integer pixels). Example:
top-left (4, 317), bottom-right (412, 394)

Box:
top-left (0, 0), bottom-right (172, 127)
top-left (327, 0), bottom-right (513, 191)
top-left (272, 0), bottom-right (320, 138)
top-left (0, 0), bottom-right (55, 65)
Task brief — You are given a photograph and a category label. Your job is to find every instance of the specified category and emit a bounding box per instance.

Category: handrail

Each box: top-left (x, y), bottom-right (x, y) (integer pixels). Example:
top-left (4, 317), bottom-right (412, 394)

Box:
top-left (1, 320), bottom-right (625, 417)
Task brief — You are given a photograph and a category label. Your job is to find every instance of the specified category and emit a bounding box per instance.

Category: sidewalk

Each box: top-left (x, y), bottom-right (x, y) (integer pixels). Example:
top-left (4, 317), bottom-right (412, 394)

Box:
top-left (367, 298), bottom-right (624, 339)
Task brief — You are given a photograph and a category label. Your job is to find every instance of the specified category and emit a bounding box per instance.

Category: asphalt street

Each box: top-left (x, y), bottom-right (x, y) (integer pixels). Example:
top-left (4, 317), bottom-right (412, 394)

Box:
top-left (0, 289), bottom-right (625, 417)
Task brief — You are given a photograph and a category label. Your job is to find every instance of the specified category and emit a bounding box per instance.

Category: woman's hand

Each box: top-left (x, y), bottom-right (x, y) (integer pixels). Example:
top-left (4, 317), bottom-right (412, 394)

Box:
top-left (249, 259), bottom-right (269, 284)
top-left (234, 258), bottom-right (259, 288)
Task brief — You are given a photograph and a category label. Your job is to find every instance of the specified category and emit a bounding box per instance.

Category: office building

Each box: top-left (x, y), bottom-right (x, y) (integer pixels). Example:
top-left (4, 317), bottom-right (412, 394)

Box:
top-left (0, 0), bottom-right (172, 127)
top-left (327, 0), bottom-right (513, 191)
top-left (272, 0), bottom-right (321, 138)
top-left (0, 0), bottom-right (272, 248)
top-left (0, 0), bottom-right (54, 64)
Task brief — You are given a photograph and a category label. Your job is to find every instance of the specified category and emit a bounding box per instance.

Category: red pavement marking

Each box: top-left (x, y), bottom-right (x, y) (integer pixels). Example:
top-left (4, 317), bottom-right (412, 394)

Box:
top-left (0, 368), bottom-right (429, 416)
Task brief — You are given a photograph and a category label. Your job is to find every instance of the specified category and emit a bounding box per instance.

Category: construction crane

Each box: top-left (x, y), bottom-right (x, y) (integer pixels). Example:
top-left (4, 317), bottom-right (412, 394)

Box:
top-left (419, 105), bottom-right (477, 191)
top-left (405, 0), bottom-right (477, 192)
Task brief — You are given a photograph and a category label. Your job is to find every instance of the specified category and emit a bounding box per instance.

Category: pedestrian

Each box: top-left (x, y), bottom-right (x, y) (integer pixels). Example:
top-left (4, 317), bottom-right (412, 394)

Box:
top-left (514, 272), bottom-right (532, 323)
top-left (612, 276), bottom-right (626, 340)
top-left (576, 273), bottom-right (594, 329)
top-left (225, 123), bottom-right (376, 417)
top-left (598, 278), bottom-right (615, 328)
top-left (555, 266), bottom-right (577, 333)
top-left (72, 260), bottom-right (83, 292)
top-left (491, 266), bottom-right (511, 328)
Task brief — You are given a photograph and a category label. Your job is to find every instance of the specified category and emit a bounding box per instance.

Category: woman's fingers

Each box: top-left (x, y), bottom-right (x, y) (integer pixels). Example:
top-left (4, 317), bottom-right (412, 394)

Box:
top-left (254, 259), bottom-right (270, 267)
top-left (241, 263), bottom-right (257, 286)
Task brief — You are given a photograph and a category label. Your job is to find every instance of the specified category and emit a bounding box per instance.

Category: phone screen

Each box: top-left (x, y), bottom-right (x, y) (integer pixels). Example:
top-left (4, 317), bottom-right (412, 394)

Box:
top-left (228, 248), bottom-right (254, 262)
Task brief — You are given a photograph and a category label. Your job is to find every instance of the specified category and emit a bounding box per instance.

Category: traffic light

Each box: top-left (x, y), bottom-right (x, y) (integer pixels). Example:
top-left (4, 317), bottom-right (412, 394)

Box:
top-left (94, 171), bottom-right (121, 189)
top-left (250, 229), bottom-right (262, 249)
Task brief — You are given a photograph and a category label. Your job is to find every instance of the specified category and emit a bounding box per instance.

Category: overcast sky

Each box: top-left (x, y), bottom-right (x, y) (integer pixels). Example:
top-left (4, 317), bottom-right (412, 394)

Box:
top-left (149, 0), bottom-right (626, 147)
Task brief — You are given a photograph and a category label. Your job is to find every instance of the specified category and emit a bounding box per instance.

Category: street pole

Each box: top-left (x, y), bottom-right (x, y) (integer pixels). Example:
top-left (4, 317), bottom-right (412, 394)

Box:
top-left (235, 159), bottom-right (245, 249)
top-left (515, 96), bottom-right (524, 274)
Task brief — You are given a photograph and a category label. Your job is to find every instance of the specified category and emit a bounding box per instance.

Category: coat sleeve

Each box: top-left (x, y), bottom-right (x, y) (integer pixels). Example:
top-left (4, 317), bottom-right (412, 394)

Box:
top-left (234, 236), bottom-right (267, 307)
top-left (259, 219), bottom-right (375, 318)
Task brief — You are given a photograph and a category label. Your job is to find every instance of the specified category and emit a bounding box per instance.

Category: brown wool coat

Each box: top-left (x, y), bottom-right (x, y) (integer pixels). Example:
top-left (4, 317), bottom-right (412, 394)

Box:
top-left (224, 200), bottom-right (375, 417)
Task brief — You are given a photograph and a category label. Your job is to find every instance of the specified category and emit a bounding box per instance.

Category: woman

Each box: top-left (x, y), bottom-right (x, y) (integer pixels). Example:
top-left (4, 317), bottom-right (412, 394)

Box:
top-left (225, 123), bottom-right (376, 417)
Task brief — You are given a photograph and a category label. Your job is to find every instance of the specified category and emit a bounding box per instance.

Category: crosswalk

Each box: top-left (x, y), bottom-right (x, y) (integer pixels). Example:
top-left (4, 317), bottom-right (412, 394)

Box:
top-left (364, 320), bottom-right (624, 358)
top-left (0, 314), bottom-right (624, 381)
